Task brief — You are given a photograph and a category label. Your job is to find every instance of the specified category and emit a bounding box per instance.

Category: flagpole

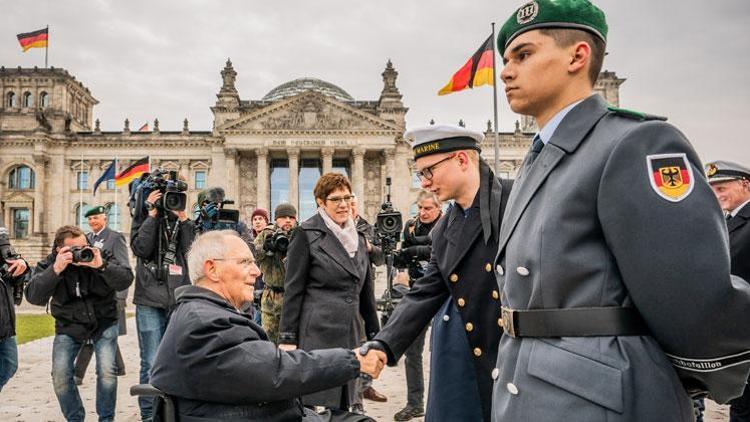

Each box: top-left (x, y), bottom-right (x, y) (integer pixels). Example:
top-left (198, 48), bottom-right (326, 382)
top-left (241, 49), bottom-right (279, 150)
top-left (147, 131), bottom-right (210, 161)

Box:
top-left (491, 22), bottom-right (500, 174)
top-left (79, 151), bottom-right (84, 226)
top-left (45, 25), bottom-right (49, 68)
top-left (114, 156), bottom-right (118, 229)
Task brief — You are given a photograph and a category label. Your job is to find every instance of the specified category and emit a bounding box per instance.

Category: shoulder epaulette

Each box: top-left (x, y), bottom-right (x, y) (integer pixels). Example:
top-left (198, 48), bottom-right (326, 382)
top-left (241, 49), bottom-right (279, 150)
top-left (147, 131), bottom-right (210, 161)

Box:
top-left (607, 106), bottom-right (667, 122)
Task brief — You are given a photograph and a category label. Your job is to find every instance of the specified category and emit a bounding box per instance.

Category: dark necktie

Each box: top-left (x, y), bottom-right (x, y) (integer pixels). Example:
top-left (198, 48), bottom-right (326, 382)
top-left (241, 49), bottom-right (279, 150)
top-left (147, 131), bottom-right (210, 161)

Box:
top-left (726, 214), bottom-right (733, 223)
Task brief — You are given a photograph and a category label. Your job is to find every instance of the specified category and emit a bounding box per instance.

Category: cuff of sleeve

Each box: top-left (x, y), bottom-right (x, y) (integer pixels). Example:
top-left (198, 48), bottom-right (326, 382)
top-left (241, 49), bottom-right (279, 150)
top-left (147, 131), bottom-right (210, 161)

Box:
top-left (278, 332), bottom-right (297, 345)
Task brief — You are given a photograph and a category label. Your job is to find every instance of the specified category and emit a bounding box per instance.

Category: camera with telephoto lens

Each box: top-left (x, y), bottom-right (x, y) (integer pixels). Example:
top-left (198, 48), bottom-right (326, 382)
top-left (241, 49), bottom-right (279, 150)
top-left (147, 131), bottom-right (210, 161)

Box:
top-left (264, 228), bottom-right (290, 255)
top-left (0, 227), bottom-right (26, 305)
top-left (70, 246), bottom-right (95, 263)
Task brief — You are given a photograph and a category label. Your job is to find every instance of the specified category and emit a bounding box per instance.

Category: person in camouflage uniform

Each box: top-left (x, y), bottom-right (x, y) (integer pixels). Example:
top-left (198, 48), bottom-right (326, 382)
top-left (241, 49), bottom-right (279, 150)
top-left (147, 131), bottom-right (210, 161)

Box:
top-left (254, 203), bottom-right (297, 344)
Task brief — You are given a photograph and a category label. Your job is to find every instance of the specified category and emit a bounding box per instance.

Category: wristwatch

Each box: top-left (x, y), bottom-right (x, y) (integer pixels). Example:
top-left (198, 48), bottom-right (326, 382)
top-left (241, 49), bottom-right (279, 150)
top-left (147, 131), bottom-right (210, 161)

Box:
top-left (145, 201), bottom-right (155, 211)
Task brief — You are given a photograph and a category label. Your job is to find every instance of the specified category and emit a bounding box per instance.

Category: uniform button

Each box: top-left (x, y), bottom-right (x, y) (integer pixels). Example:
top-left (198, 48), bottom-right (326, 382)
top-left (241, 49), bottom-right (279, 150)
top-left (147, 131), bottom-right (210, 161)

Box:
top-left (492, 368), bottom-right (500, 380)
top-left (345, 297), bottom-right (353, 304)
top-left (496, 265), bottom-right (504, 276)
top-left (516, 266), bottom-right (530, 276)
top-left (457, 298), bottom-right (466, 307)
top-left (492, 290), bottom-right (499, 300)
top-left (443, 314), bottom-right (450, 322)
top-left (465, 322), bottom-right (474, 332)
top-left (506, 383), bottom-right (519, 395)
top-left (485, 263), bottom-right (492, 272)
top-left (449, 274), bottom-right (459, 283)
top-left (473, 347), bottom-right (482, 357)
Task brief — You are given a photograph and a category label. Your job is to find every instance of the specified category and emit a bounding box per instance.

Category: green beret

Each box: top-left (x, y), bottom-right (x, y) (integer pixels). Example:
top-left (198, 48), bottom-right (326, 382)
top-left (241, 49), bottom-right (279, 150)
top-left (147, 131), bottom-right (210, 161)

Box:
top-left (497, 0), bottom-right (608, 54)
top-left (85, 205), bottom-right (107, 218)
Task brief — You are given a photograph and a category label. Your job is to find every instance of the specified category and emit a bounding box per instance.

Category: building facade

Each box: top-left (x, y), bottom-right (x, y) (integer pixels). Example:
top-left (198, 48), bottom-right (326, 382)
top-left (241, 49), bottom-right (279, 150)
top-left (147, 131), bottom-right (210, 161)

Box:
top-left (0, 61), bottom-right (624, 262)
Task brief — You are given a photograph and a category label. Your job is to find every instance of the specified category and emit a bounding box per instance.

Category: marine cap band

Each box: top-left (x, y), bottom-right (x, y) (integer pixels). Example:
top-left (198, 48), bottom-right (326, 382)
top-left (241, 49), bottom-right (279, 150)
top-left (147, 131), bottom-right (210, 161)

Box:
top-left (412, 136), bottom-right (481, 159)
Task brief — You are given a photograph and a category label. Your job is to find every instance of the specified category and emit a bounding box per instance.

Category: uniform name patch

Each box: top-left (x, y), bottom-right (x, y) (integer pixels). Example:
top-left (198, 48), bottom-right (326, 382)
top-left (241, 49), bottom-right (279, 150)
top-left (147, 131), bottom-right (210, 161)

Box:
top-left (646, 153), bottom-right (694, 202)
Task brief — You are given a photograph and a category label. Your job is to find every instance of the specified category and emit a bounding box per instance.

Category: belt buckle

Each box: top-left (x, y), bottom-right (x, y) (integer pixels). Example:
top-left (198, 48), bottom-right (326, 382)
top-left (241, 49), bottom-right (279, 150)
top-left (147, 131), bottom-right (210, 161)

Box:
top-left (501, 307), bottom-right (517, 338)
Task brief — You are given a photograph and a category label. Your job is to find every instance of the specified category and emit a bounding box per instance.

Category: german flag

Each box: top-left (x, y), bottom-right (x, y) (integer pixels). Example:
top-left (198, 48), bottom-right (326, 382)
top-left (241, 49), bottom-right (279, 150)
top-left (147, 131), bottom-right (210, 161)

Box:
top-left (17, 27), bottom-right (48, 52)
top-left (438, 34), bottom-right (494, 96)
top-left (115, 157), bottom-right (149, 187)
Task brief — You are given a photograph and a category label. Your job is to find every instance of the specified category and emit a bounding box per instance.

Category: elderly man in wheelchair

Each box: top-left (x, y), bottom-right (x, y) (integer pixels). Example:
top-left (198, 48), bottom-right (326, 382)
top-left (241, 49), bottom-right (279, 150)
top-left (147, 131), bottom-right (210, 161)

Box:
top-left (130, 230), bottom-right (383, 421)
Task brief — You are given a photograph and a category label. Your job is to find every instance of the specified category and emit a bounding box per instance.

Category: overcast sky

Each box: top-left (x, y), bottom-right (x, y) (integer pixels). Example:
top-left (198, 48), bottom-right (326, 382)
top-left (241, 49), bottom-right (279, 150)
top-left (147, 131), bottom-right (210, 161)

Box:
top-left (3, 0), bottom-right (748, 164)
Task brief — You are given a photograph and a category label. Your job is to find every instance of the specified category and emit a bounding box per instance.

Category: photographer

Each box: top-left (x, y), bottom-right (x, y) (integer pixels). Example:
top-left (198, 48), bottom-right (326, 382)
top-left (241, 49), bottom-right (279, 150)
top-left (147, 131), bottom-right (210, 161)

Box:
top-left (25, 225), bottom-right (133, 421)
top-left (130, 186), bottom-right (195, 421)
top-left (391, 190), bottom-right (442, 421)
top-left (0, 227), bottom-right (30, 392)
top-left (254, 203), bottom-right (296, 344)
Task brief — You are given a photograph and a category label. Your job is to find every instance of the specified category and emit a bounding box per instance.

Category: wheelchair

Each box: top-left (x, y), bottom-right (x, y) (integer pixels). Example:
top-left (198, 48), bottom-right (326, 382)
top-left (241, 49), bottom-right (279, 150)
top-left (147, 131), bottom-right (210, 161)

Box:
top-left (130, 384), bottom-right (177, 422)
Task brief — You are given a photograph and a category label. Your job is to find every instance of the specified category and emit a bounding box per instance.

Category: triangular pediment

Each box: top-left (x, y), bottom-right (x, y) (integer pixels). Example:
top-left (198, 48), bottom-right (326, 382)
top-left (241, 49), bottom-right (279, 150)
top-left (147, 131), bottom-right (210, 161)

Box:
top-left (3, 190), bottom-right (35, 203)
top-left (217, 91), bottom-right (401, 133)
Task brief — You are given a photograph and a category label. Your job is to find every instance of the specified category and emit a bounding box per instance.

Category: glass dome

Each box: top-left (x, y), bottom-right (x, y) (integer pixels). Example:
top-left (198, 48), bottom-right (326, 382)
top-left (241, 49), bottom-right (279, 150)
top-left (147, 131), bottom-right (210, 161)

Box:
top-left (262, 77), bottom-right (354, 102)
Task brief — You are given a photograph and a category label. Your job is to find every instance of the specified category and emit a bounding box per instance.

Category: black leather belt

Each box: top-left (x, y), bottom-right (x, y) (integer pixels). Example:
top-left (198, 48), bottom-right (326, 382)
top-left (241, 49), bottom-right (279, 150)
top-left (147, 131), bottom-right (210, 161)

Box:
top-left (500, 306), bottom-right (649, 338)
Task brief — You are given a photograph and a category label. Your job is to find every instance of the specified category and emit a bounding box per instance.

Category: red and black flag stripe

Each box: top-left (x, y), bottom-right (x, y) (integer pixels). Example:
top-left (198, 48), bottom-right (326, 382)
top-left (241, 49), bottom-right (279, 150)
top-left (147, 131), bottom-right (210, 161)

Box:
top-left (115, 157), bottom-right (149, 187)
top-left (438, 34), bottom-right (494, 95)
top-left (17, 27), bottom-right (48, 52)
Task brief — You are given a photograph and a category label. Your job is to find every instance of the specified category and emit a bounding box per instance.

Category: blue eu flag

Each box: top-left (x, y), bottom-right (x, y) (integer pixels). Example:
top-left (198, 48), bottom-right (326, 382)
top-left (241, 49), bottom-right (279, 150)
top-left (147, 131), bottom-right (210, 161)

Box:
top-left (93, 159), bottom-right (116, 195)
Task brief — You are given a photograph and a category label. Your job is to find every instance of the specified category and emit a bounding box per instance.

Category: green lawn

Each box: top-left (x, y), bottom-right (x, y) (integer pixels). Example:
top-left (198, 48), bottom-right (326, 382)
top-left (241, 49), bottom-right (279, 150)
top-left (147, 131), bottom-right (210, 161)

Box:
top-left (15, 314), bottom-right (56, 345)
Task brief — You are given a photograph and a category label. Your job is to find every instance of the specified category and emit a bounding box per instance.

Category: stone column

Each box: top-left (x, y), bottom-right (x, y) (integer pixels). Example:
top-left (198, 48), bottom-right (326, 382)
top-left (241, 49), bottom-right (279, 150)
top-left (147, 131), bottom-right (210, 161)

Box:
top-left (321, 147), bottom-right (334, 174)
top-left (225, 148), bottom-right (238, 201)
top-left (178, 159), bottom-right (190, 183)
top-left (256, 147), bottom-right (269, 210)
top-left (287, 148), bottom-right (300, 211)
top-left (32, 154), bottom-right (48, 234)
top-left (352, 147), bottom-right (365, 201)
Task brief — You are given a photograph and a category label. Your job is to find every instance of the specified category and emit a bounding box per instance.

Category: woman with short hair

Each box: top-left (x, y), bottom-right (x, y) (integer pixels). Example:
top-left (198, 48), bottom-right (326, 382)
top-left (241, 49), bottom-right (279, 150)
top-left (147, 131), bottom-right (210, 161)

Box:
top-left (279, 173), bottom-right (380, 411)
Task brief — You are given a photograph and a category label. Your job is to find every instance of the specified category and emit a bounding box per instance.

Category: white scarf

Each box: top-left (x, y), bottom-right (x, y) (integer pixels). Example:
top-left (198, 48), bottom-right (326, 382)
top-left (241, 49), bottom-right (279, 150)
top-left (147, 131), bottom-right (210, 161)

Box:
top-left (317, 208), bottom-right (359, 257)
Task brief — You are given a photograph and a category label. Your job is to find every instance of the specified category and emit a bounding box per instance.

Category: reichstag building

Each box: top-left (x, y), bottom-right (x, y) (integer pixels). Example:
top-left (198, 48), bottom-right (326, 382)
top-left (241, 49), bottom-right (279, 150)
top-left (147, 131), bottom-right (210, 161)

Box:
top-left (0, 59), bottom-right (624, 261)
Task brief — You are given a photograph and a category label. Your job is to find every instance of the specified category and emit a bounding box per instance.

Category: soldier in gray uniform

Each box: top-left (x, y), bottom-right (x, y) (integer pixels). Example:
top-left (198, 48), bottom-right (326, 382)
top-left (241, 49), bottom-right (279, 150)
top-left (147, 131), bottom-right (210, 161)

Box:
top-left (74, 205), bottom-right (133, 384)
top-left (492, 1), bottom-right (750, 421)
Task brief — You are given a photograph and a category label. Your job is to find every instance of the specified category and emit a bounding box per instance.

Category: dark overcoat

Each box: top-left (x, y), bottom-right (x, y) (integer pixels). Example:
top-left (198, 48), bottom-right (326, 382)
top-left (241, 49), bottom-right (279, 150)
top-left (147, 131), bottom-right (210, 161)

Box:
top-left (150, 285), bottom-right (360, 421)
top-left (375, 161), bottom-right (512, 422)
top-left (88, 227), bottom-right (132, 334)
top-left (279, 213), bottom-right (379, 409)
top-left (728, 202), bottom-right (750, 411)
top-left (492, 94), bottom-right (750, 421)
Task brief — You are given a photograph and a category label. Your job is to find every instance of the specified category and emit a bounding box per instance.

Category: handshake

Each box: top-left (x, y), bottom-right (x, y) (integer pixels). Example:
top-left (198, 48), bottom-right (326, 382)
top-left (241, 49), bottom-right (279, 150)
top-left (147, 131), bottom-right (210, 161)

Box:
top-left (354, 341), bottom-right (388, 379)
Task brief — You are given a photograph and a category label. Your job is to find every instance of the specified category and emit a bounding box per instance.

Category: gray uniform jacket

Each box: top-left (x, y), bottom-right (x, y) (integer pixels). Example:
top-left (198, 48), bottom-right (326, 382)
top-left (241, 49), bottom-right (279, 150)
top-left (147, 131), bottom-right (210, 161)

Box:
top-left (279, 213), bottom-right (380, 409)
top-left (87, 227), bottom-right (131, 301)
top-left (492, 94), bottom-right (750, 422)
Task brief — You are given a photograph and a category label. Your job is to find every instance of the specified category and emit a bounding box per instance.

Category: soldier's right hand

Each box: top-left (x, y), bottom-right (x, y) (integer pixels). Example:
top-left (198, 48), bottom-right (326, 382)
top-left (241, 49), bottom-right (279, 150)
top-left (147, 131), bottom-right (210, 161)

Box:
top-left (355, 344), bottom-right (386, 379)
top-left (54, 246), bottom-right (73, 275)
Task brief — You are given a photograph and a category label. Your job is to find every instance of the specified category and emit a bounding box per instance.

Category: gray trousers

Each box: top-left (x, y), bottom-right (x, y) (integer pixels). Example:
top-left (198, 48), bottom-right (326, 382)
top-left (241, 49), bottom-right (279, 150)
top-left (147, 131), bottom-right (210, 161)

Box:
top-left (404, 326), bottom-right (428, 408)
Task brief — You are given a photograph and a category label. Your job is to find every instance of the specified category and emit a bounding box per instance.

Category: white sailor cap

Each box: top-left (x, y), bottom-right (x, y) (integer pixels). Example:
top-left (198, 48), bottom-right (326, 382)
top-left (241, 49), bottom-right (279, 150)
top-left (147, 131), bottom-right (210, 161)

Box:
top-left (705, 160), bottom-right (750, 184)
top-left (404, 124), bottom-right (484, 159)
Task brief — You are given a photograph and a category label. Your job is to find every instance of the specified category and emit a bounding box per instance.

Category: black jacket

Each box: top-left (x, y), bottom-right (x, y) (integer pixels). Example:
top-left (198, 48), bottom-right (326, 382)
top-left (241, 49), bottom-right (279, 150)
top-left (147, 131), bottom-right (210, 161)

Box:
top-left (279, 213), bottom-right (379, 408)
top-left (150, 285), bottom-right (360, 421)
top-left (0, 261), bottom-right (30, 341)
top-left (397, 216), bottom-right (440, 282)
top-left (130, 215), bottom-right (195, 309)
top-left (728, 202), bottom-right (750, 281)
top-left (25, 251), bottom-right (133, 342)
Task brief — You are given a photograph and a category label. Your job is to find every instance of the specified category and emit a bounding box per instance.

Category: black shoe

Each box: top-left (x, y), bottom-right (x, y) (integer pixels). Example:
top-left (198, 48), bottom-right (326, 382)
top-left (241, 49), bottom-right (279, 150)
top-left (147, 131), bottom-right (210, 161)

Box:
top-left (394, 405), bottom-right (424, 421)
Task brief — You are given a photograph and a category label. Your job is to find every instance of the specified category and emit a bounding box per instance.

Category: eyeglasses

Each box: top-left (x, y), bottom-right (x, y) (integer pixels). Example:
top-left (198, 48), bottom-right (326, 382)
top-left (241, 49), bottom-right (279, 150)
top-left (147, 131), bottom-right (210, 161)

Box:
top-left (415, 154), bottom-right (455, 181)
top-left (326, 194), bottom-right (356, 204)
top-left (212, 257), bottom-right (255, 267)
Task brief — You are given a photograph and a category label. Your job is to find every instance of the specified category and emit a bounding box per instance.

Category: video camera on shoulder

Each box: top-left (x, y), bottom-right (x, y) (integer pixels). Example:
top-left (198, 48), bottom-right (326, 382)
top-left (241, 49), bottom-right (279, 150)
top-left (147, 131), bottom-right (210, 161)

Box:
top-left (0, 227), bottom-right (26, 305)
top-left (195, 187), bottom-right (240, 233)
top-left (128, 168), bottom-right (188, 225)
